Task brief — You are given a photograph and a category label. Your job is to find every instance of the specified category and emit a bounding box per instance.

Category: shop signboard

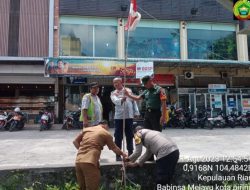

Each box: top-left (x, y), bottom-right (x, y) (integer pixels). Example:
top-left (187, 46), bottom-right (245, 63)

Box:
top-left (135, 62), bottom-right (154, 79)
top-left (122, 74), bottom-right (175, 86)
top-left (208, 84), bottom-right (227, 93)
top-left (227, 97), bottom-right (236, 107)
top-left (44, 58), bottom-right (137, 77)
top-left (211, 94), bottom-right (222, 109)
top-left (153, 74), bottom-right (175, 86)
top-left (66, 77), bottom-right (87, 84)
top-left (242, 98), bottom-right (250, 113)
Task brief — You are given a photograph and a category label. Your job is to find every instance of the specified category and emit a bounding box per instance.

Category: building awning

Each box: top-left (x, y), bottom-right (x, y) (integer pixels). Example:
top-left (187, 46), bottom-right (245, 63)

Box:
top-left (66, 57), bottom-right (250, 68)
top-left (46, 57), bottom-right (250, 78)
top-left (0, 64), bottom-right (45, 75)
top-left (0, 76), bottom-right (55, 84)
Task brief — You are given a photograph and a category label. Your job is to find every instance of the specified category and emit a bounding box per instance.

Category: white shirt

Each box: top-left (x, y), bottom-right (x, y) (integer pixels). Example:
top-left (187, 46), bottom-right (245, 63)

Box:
top-left (110, 88), bottom-right (140, 119)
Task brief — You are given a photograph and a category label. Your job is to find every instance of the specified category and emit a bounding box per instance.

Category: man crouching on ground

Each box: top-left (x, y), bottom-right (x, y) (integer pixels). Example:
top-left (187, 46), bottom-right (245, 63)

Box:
top-left (125, 126), bottom-right (180, 188)
top-left (73, 120), bottom-right (127, 190)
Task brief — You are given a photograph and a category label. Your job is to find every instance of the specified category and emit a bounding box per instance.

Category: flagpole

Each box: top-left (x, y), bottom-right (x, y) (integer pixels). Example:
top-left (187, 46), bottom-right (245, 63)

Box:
top-left (122, 17), bottom-right (130, 190)
top-left (122, 0), bottom-right (141, 189)
top-left (122, 1), bottom-right (133, 188)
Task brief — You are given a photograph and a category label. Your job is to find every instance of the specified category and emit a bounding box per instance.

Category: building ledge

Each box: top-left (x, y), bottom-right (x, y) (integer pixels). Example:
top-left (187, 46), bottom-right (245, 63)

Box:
top-left (0, 56), bottom-right (44, 61)
top-left (57, 56), bottom-right (250, 68)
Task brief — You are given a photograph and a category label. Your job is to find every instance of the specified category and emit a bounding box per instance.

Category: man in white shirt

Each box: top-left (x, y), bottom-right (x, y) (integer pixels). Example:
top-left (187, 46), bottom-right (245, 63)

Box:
top-left (110, 78), bottom-right (140, 161)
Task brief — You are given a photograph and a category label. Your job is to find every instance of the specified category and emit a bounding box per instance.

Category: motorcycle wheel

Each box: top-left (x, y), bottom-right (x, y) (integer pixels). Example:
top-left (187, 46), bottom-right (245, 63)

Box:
top-left (18, 123), bottom-right (25, 130)
top-left (66, 123), bottom-right (73, 130)
top-left (40, 124), bottom-right (46, 131)
top-left (242, 121), bottom-right (248, 128)
top-left (229, 122), bottom-right (235, 128)
top-left (0, 121), bottom-right (6, 129)
top-left (204, 120), bottom-right (213, 130)
top-left (179, 121), bottom-right (185, 129)
top-left (62, 123), bottom-right (67, 130)
top-left (4, 124), bottom-right (10, 130)
top-left (9, 122), bottom-right (17, 132)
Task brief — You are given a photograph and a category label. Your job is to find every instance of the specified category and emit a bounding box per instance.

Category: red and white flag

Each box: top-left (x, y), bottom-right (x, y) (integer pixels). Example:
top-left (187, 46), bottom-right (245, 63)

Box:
top-left (124, 0), bottom-right (141, 31)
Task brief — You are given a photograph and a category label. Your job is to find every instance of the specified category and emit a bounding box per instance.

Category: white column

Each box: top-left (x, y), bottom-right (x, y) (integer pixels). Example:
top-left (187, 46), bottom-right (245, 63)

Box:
top-left (93, 26), bottom-right (95, 57)
top-left (236, 24), bottom-right (249, 61)
top-left (117, 18), bottom-right (125, 59)
top-left (48, 0), bottom-right (54, 57)
top-left (180, 21), bottom-right (188, 60)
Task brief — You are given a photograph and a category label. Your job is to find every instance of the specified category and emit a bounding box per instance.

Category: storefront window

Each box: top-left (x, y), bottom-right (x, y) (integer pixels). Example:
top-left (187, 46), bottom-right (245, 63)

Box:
top-left (179, 94), bottom-right (189, 110)
top-left (126, 21), bottom-right (180, 58)
top-left (60, 17), bottom-right (117, 57)
top-left (95, 26), bottom-right (117, 57)
top-left (187, 23), bottom-right (237, 60)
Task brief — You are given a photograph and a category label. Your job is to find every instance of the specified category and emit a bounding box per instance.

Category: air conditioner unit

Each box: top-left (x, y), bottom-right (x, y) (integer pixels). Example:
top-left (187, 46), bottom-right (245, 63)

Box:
top-left (184, 71), bottom-right (194, 79)
top-left (220, 72), bottom-right (228, 79)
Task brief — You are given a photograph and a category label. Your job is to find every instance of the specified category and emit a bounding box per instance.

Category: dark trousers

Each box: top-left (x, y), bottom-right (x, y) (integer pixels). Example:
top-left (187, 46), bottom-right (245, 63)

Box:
top-left (114, 119), bottom-right (133, 155)
top-left (156, 150), bottom-right (180, 188)
top-left (144, 110), bottom-right (162, 132)
top-left (144, 110), bottom-right (162, 161)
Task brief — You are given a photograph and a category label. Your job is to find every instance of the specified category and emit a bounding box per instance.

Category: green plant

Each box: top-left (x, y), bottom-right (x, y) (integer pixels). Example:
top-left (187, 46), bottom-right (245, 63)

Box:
top-left (98, 178), bottom-right (141, 190)
top-left (24, 181), bottom-right (79, 190)
top-left (63, 182), bottom-right (79, 190)
top-left (24, 181), bottom-right (42, 190)
top-left (114, 179), bottom-right (141, 190)
top-left (45, 185), bottom-right (60, 190)
top-left (0, 172), bottom-right (24, 190)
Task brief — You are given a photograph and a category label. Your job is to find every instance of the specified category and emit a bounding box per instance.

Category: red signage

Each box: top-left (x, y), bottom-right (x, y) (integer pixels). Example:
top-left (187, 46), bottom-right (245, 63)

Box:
top-left (153, 74), bottom-right (175, 86)
top-left (123, 74), bottom-right (175, 86)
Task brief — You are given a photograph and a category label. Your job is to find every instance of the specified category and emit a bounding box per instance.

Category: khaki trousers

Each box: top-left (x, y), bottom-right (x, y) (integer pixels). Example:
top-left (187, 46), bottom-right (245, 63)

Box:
top-left (75, 163), bottom-right (100, 190)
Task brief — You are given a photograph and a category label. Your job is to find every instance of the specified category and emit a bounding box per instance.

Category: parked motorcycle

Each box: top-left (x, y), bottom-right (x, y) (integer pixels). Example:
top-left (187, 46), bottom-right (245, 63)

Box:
top-left (208, 111), bottom-right (226, 128)
top-left (166, 107), bottom-right (185, 129)
top-left (197, 109), bottom-right (214, 130)
top-left (62, 110), bottom-right (82, 130)
top-left (245, 111), bottom-right (250, 126)
top-left (224, 113), bottom-right (235, 128)
top-left (0, 111), bottom-right (8, 130)
top-left (6, 108), bottom-right (27, 132)
top-left (184, 108), bottom-right (199, 129)
top-left (225, 109), bottom-right (248, 128)
top-left (40, 111), bottom-right (53, 131)
top-left (184, 108), bottom-right (213, 130)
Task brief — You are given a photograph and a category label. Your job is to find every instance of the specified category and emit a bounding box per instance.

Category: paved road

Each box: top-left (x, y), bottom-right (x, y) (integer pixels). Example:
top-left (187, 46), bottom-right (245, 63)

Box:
top-left (0, 125), bottom-right (250, 170)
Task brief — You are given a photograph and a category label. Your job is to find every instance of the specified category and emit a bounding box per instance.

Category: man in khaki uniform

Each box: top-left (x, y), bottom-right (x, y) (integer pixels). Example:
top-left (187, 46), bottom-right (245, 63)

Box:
top-left (73, 120), bottom-right (127, 190)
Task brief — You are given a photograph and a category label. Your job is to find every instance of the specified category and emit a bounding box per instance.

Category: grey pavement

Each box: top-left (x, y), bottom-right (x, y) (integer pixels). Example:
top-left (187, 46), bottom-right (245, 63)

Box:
top-left (0, 124), bottom-right (250, 170)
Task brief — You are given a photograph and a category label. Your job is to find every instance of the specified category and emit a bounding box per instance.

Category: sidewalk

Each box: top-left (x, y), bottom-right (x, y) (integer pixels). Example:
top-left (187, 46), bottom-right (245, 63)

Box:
top-left (0, 125), bottom-right (250, 170)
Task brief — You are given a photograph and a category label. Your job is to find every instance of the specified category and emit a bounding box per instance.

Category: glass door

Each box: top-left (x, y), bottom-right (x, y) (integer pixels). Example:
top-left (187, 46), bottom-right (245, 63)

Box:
top-left (210, 94), bottom-right (223, 117)
top-left (226, 94), bottom-right (237, 115)
top-left (196, 94), bottom-right (206, 113)
top-left (179, 94), bottom-right (189, 110)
